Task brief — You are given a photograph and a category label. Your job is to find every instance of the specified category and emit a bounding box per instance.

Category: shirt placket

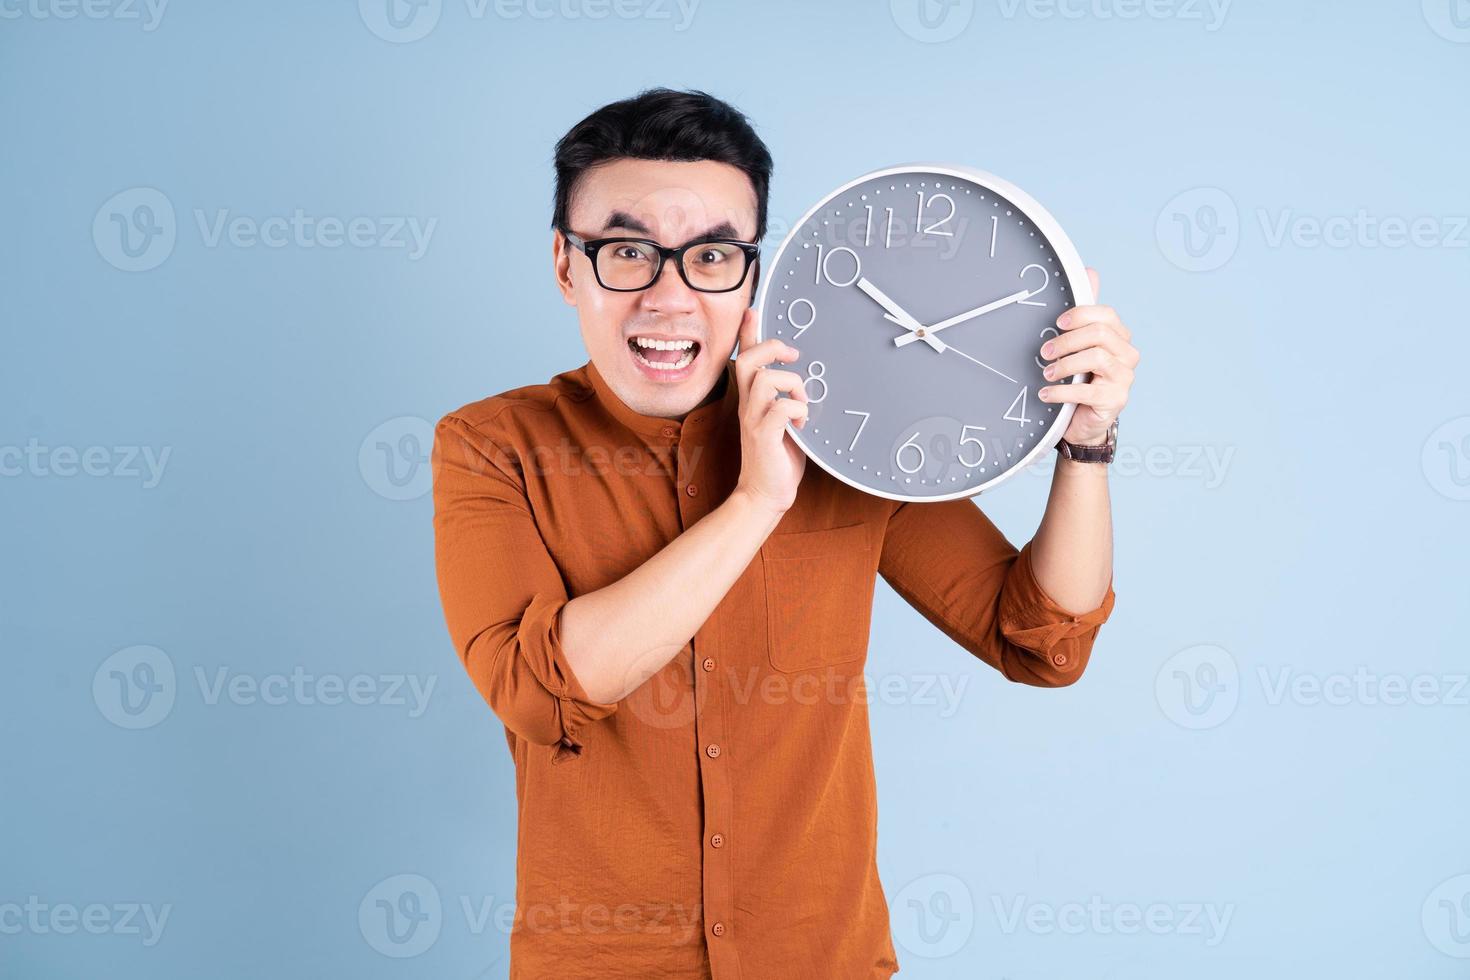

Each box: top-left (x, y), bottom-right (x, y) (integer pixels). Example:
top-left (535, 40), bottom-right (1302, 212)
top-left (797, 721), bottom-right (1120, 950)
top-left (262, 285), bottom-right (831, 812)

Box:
top-left (667, 411), bottom-right (743, 980)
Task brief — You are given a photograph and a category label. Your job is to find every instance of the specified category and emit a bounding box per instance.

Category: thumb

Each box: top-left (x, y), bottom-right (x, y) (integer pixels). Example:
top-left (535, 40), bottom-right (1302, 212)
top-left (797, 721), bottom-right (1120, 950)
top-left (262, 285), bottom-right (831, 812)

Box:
top-left (736, 306), bottom-right (759, 355)
top-left (1085, 267), bottom-right (1101, 302)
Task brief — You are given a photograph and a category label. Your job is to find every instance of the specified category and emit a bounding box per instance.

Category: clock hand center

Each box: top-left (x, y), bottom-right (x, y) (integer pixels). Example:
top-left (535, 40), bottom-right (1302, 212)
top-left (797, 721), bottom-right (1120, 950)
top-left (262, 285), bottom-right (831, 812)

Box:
top-left (854, 277), bottom-right (946, 353)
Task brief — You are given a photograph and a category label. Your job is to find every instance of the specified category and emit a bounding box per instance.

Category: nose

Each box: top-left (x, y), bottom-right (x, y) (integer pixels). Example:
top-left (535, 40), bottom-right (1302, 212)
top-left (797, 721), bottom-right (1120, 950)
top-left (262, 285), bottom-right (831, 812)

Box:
top-left (638, 253), bottom-right (699, 316)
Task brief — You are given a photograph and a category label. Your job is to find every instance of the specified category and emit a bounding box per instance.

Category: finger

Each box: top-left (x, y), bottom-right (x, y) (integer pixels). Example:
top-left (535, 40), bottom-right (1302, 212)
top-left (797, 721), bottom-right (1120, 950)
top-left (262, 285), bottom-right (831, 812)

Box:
top-left (736, 339), bottom-right (799, 399)
top-left (1037, 380), bottom-right (1122, 408)
top-left (1041, 321), bottom-right (1137, 365)
top-left (1061, 306), bottom-right (1131, 345)
top-left (736, 307), bottom-right (759, 355)
top-left (1043, 347), bottom-right (1132, 384)
top-left (1086, 267), bottom-right (1100, 302)
top-left (751, 367), bottom-right (808, 403)
top-left (760, 395), bottom-right (810, 432)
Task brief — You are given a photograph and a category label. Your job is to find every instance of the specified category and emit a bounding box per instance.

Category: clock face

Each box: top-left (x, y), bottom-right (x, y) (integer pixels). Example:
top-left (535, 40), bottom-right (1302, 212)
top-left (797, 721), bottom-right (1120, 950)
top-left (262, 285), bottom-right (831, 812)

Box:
top-left (756, 165), bottom-right (1091, 502)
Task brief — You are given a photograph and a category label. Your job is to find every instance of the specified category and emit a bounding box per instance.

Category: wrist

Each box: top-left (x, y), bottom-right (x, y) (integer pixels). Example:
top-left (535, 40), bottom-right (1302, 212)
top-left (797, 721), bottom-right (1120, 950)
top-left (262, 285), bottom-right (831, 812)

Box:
top-left (728, 484), bottom-right (790, 528)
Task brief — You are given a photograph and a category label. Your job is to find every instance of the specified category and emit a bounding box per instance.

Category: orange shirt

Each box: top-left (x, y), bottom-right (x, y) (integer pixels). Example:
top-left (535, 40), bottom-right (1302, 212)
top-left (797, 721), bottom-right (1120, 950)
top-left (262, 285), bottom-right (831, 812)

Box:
top-left (431, 356), bottom-right (1117, 979)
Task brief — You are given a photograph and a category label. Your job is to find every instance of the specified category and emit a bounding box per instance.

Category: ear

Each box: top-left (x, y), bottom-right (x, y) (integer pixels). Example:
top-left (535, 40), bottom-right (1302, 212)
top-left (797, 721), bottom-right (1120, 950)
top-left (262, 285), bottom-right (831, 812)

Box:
top-left (553, 230), bottom-right (577, 307)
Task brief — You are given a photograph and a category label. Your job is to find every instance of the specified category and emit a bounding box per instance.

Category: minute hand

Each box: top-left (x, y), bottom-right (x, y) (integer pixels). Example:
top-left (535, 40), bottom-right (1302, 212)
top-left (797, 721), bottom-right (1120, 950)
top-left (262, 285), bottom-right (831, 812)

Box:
top-left (890, 288), bottom-right (1032, 348)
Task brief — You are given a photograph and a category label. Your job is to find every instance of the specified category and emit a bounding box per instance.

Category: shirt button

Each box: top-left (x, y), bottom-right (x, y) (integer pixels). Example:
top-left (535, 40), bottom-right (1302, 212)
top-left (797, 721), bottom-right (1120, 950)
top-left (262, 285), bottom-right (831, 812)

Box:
top-left (661, 425), bottom-right (676, 438)
top-left (710, 833), bottom-right (724, 848)
top-left (711, 921), bottom-right (726, 937)
top-left (701, 657), bottom-right (715, 672)
top-left (685, 484), bottom-right (699, 497)
top-left (1052, 653), bottom-right (1069, 666)
top-left (705, 743), bottom-right (721, 759)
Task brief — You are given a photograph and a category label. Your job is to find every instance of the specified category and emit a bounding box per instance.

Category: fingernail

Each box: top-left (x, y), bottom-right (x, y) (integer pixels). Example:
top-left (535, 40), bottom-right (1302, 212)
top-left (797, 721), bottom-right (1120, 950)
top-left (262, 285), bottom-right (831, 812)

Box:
top-left (1043, 366), bottom-right (1055, 379)
top-left (1041, 341), bottom-right (1054, 358)
top-left (1038, 387), bottom-right (1051, 400)
top-left (1056, 312), bottom-right (1071, 329)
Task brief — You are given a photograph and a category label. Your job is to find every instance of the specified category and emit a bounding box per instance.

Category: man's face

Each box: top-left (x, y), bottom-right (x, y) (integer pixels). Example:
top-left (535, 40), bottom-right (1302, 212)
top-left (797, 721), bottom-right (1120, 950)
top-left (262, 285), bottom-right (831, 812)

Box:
top-left (555, 158), bottom-right (759, 419)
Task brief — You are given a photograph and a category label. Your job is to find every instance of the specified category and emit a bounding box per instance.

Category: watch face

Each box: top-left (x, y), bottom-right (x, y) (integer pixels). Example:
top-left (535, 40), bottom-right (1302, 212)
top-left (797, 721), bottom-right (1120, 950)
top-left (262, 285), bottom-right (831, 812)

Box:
top-left (757, 165), bottom-right (1091, 502)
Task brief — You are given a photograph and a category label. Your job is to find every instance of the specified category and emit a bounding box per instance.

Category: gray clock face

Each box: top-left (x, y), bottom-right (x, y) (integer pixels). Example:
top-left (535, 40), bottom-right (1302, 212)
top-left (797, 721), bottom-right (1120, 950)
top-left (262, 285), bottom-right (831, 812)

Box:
top-left (757, 165), bottom-right (1088, 502)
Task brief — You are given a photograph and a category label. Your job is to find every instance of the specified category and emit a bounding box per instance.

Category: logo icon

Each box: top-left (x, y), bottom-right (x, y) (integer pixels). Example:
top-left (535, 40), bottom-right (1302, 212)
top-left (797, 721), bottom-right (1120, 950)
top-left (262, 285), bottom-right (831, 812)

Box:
top-left (359, 0), bottom-right (441, 43)
top-left (360, 416), bottom-right (434, 501)
top-left (1422, 416), bottom-right (1470, 501)
top-left (891, 872), bottom-right (974, 959)
top-left (359, 873), bottom-right (442, 957)
top-left (1156, 187), bottom-right (1239, 272)
top-left (1423, 874), bottom-right (1470, 957)
top-left (93, 645), bottom-right (177, 729)
top-left (1423, 0), bottom-right (1470, 42)
top-left (890, 0), bottom-right (975, 43)
top-left (1155, 643), bottom-right (1239, 730)
top-left (93, 188), bottom-right (176, 272)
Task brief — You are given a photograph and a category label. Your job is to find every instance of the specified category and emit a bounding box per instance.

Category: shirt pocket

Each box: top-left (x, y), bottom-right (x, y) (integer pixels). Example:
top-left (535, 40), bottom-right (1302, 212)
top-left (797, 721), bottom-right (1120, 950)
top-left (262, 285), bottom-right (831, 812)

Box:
top-left (760, 522), bottom-right (874, 673)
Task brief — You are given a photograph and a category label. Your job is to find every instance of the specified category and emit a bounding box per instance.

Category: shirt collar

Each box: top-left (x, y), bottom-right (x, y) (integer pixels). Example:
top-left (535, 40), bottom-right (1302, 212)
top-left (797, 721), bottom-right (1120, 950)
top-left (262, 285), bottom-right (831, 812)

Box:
top-left (585, 356), bottom-right (738, 443)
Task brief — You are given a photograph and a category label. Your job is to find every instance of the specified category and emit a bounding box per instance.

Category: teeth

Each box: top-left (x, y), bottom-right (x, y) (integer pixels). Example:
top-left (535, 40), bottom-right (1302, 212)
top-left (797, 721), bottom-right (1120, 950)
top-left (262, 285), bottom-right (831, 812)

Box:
top-left (631, 346), bottom-right (697, 371)
top-left (632, 337), bottom-right (696, 351)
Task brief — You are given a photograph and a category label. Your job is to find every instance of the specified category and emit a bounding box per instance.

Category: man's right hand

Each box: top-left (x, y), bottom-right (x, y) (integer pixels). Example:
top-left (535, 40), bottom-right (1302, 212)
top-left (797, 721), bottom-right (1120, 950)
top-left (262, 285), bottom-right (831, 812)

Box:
top-left (732, 308), bottom-right (808, 516)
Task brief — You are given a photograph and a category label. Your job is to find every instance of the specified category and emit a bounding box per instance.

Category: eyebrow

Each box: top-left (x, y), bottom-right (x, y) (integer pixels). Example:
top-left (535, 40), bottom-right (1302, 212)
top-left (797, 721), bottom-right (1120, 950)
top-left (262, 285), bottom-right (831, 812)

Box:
top-left (600, 210), bottom-right (745, 242)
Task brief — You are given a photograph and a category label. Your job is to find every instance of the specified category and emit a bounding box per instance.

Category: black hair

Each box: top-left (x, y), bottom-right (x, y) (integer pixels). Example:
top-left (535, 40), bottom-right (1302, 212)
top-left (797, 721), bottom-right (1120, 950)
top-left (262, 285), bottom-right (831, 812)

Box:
top-left (552, 88), bottom-right (773, 244)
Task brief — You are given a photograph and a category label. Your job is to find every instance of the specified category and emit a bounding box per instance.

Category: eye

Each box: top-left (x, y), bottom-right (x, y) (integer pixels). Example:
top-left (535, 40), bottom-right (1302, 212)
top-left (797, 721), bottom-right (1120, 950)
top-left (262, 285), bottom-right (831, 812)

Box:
top-left (694, 247), bottom-right (728, 265)
top-left (613, 244), bottom-right (651, 262)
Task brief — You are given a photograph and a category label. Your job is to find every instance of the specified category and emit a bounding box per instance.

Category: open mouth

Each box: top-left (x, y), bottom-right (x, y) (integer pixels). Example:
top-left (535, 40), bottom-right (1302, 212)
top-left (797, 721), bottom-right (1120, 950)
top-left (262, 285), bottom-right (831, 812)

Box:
top-left (627, 335), bottom-right (701, 374)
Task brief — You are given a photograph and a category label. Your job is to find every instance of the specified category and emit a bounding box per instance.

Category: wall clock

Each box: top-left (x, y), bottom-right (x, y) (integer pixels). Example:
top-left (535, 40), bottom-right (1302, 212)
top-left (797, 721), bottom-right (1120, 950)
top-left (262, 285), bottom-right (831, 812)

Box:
top-left (756, 164), bottom-right (1092, 502)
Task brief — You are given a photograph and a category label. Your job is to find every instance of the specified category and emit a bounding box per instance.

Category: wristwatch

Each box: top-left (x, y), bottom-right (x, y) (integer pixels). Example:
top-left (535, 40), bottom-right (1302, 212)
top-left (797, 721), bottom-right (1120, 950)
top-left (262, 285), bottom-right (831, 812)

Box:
top-left (1055, 417), bottom-right (1118, 464)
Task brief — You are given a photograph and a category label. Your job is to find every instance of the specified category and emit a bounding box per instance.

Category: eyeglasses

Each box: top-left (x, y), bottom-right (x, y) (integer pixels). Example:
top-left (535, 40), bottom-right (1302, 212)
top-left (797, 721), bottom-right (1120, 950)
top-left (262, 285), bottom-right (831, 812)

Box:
top-left (560, 227), bottom-right (760, 293)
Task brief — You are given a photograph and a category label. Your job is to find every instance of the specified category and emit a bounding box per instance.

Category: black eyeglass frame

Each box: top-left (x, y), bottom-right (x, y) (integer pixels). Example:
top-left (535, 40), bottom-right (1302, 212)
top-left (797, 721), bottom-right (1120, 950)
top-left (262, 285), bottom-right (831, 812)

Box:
top-left (559, 227), bottom-right (761, 294)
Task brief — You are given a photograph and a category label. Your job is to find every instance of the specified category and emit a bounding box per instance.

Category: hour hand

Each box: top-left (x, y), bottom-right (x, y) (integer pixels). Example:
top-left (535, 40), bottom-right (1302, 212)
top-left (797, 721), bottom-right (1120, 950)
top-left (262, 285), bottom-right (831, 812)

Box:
top-left (855, 277), bottom-right (945, 353)
top-left (889, 288), bottom-right (1032, 348)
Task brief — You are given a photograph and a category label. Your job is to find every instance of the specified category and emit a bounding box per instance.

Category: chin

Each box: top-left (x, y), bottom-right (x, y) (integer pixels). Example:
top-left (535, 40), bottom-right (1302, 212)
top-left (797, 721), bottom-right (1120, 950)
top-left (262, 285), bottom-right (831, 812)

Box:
top-left (607, 332), bottom-right (726, 416)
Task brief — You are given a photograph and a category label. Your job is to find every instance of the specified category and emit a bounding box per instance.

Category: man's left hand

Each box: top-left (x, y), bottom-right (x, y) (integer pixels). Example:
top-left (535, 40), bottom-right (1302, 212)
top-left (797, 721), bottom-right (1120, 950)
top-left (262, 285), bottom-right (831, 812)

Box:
top-left (1037, 268), bottom-right (1139, 445)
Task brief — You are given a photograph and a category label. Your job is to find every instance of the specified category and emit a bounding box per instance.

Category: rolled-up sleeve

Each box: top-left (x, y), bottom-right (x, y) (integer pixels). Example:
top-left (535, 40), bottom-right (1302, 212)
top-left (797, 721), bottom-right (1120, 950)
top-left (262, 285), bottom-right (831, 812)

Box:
top-left (878, 497), bottom-right (1116, 687)
top-left (431, 413), bottom-right (620, 760)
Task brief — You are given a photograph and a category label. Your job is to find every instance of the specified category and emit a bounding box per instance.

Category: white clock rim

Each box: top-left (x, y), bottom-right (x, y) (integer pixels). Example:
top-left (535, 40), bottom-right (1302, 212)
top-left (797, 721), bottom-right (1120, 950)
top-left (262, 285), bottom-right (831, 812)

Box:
top-left (755, 162), bottom-right (1093, 504)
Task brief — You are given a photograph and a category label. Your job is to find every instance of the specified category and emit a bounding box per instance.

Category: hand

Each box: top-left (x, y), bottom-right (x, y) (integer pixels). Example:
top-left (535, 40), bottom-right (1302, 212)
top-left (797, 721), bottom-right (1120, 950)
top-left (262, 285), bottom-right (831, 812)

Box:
top-left (855, 277), bottom-right (946, 353)
top-left (1037, 269), bottom-right (1139, 445)
top-left (732, 308), bottom-right (808, 514)
top-left (889, 287), bottom-right (1031, 347)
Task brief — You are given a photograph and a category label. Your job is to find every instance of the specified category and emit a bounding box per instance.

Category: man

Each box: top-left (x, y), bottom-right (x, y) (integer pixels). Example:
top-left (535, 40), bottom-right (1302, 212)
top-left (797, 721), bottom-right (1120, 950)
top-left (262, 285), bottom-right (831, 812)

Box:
top-left (432, 88), bottom-right (1137, 979)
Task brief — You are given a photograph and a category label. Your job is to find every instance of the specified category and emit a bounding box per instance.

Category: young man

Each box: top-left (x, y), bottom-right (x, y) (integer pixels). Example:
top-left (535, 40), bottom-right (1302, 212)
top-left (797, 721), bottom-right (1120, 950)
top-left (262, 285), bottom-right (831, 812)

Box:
top-left (432, 88), bottom-right (1137, 979)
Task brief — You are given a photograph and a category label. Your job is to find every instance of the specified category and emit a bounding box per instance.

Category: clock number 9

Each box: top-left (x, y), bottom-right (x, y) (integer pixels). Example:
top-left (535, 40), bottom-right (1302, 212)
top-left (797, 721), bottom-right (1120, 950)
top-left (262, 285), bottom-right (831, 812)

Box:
top-left (787, 298), bottom-right (817, 338)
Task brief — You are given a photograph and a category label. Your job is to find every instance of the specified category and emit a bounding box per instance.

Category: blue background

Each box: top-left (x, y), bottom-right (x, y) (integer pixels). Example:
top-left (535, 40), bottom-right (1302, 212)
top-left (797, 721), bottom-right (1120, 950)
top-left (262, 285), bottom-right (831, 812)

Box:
top-left (3, 0), bottom-right (1468, 976)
